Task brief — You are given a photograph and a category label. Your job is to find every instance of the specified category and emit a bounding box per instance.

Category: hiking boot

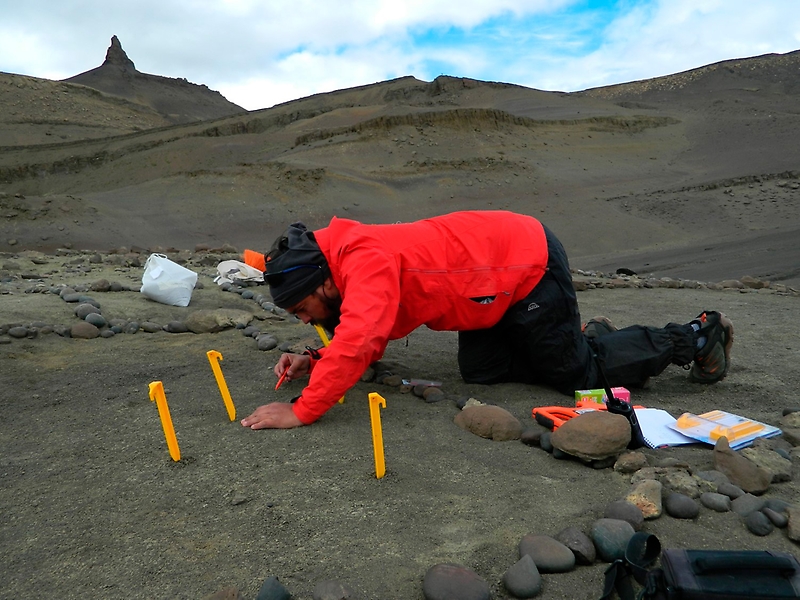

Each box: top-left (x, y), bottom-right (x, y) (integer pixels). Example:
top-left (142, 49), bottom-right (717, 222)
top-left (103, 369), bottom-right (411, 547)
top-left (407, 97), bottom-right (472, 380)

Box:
top-left (689, 311), bottom-right (734, 384)
top-left (582, 316), bottom-right (617, 339)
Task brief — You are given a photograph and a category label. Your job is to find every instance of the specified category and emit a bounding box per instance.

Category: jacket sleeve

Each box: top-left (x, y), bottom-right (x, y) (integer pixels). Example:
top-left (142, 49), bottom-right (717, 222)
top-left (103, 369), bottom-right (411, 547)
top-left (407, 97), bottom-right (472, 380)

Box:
top-left (291, 245), bottom-right (400, 424)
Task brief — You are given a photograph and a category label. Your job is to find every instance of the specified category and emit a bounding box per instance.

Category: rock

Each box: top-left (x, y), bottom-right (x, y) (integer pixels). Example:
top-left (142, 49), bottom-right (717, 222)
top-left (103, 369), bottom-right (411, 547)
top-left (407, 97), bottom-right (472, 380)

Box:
top-left (89, 279), bottom-right (111, 292)
top-left (604, 500), bottom-right (644, 531)
top-left (740, 445), bottom-right (792, 483)
top-left (717, 482), bottom-right (745, 499)
top-left (185, 309), bottom-right (254, 333)
top-left (763, 498), bottom-right (793, 513)
top-left (7, 326), bottom-right (28, 338)
top-left (75, 303), bottom-right (101, 319)
top-left (590, 518), bottom-right (635, 562)
top-left (625, 479), bottom-right (663, 519)
top-left (731, 493), bottom-right (766, 517)
top-left (713, 437), bottom-right (772, 494)
top-left (520, 427), bottom-right (543, 447)
top-left (744, 511), bottom-right (774, 536)
top-left (517, 534), bottom-right (575, 573)
top-left (699, 492), bottom-right (732, 512)
top-left (550, 411), bottom-right (630, 461)
top-left (85, 313), bottom-right (107, 328)
top-left (554, 526), bottom-right (596, 565)
top-left (141, 321), bottom-right (162, 333)
top-left (124, 321), bottom-right (140, 334)
top-left (788, 507), bottom-right (800, 542)
top-left (453, 405), bottom-right (522, 441)
top-left (763, 507), bottom-right (789, 528)
top-left (695, 470), bottom-right (730, 487)
top-left (422, 564), bottom-right (490, 600)
top-left (539, 431), bottom-right (553, 453)
top-left (614, 451), bottom-right (648, 474)
top-left (312, 579), bottom-right (354, 600)
top-left (164, 321), bottom-right (189, 333)
top-left (660, 469), bottom-right (705, 498)
top-left (70, 321), bottom-right (100, 339)
top-left (664, 492), bottom-right (700, 519)
top-left (257, 334), bottom-right (278, 351)
top-left (422, 386), bottom-right (445, 403)
top-left (382, 374), bottom-right (403, 387)
top-left (502, 554), bottom-right (541, 598)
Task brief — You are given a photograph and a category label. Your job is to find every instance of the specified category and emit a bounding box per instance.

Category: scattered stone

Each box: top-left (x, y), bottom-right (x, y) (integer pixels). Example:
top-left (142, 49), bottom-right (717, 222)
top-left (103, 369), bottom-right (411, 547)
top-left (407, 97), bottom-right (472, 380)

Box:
top-left (257, 334), bottom-right (278, 351)
top-left (614, 451), bottom-right (648, 474)
top-left (422, 386), bottom-right (445, 402)
top-left (763, 507), bottom-right (789, 528)
top-left (453, 405), bottom-right (522, 441)
top-left (590, 518), bottom-right (635, 562)
top-left (164, 321), bottom-right (189, 333)
top-left (604, 500), bottom-right (644, 531)
top-left (517, 534), bottom-right (575, 573)
top-left (664, 492), bottom-right (700, 519)
top-left (422, 563), bottom-right (490, 600)
top-left (717, 482), bottom-right (745, 499)
top-left (625, 479), bottom-right (663, 519)
top-left (382, 374), bottom-right (403, 387)
top-left (75, 303), bottom-right (101, 319)
top-left (550, 411), bottom-right (630, 461)
top-left (660, 469), bottom-right (706, 498)
top-left (185, 309), bottom-right (254, 333)
top-left (312, 579), bottom-right (354, 600)
top-left (740, 445), bottom-right (793, 483)
top-left (539, 431), bottom-right (553, 453)
top-left (89, 279), bottom-right (111, 292)
top-left (70, 321), bottom-right (100, 339)
top-left (141, 322), bottom-right (162, 333)
top-left (700, 492), bottom-right (731, 512)
top-left (254, 576), bottom-right (290, 600)
top-left (731, 493), bottom-right (766, 517)
top-left (713, 437), bottom-right (771, 494)
top-left (763, 498), bottom-right (793, 513)
top-left (520, 427), bottom-right (543, 447)
top-left (8, 326), bottom-right (27, 338)
top-left (744, 511), bottom-right (774, 536)
top-left (243, 325), bottom-right (260, 337)
top-left (502, 554), bottom-right (541, 598)
top-left (696, 470), bottom-right (730, 487)
top-left (124, 321), bottom-right (140, 334)
top-left (85, 313), bottom-right (107, 328)
top-left (554, 526), bottom-right (596, 565)
top-left (100, 329), bottom-right (115, 338)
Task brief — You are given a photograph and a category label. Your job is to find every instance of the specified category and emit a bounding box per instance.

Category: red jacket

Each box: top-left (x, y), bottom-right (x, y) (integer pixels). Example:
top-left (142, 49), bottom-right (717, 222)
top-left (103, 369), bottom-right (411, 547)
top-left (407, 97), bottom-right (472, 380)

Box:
top-left (291, 210), bottom-right (549, 424)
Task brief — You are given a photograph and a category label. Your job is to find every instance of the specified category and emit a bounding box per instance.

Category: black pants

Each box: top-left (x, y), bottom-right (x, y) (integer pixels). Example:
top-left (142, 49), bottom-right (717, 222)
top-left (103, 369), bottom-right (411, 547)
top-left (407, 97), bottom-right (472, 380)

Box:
top-left (457, 226), bottom-right (697, 394)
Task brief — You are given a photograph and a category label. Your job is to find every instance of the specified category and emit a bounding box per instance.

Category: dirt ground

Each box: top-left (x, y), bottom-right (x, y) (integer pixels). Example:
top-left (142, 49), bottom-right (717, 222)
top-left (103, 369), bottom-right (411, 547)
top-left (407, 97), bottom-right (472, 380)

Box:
top-left (1, 255), bottom-right (799, 600)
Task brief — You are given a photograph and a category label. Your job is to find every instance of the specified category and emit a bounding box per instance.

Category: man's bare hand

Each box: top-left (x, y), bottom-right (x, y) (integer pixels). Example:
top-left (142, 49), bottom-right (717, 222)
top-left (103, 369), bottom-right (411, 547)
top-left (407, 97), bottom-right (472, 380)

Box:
top-left (241, 402), bottom-right (305, 429)
top-left (274, 353), bottom-right (311, 383)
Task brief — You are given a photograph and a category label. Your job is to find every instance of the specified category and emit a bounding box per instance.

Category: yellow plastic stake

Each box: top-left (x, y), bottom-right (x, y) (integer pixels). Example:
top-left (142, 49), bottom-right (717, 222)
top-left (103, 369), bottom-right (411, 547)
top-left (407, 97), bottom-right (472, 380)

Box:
top-left (206, 350), bottom-right (236, 421)
top-left (368, 392), bottom-right (387, 479)
top-left (314, 324), bottom-right (345, 404)
top-left (148, 381), bottom-right (181, 461)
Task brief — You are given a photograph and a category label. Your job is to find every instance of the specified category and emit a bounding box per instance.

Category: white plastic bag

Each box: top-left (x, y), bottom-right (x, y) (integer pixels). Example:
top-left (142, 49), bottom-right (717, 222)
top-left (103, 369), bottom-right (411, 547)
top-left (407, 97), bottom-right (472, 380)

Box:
top-left (140, 254), bottom-right (198, 307)
top-left (214, 259), bottom-right (265, 286)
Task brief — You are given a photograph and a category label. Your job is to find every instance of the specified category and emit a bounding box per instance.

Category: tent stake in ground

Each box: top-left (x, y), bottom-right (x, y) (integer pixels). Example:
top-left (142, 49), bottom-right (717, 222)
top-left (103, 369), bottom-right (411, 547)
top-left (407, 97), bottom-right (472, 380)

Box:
top-left (206, 350), bottom-right (237, 421)
top-left (369, 392), bottom-right (387, 479)
top-left (148, 381), bottom-right (180, 461)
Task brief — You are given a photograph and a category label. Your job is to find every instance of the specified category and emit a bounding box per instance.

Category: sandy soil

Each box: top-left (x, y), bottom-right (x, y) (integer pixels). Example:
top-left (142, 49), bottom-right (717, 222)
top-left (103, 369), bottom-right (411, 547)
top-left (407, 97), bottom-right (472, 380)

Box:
top-left (1, 255), bottom-right (799, 600)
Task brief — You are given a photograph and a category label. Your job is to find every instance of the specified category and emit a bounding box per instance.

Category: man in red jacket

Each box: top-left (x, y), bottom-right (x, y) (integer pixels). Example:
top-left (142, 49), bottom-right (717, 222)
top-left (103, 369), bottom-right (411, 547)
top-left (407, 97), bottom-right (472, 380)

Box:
top-left (240, 211), bottom-right (733, 429)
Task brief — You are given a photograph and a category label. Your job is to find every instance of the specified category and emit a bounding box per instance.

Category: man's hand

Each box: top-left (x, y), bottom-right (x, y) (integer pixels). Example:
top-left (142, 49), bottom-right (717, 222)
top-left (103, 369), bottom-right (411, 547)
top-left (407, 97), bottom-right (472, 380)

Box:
top-left (241, 402), bottom-right (305, 429)
top-left (274, 353), bottom-right (312, 382)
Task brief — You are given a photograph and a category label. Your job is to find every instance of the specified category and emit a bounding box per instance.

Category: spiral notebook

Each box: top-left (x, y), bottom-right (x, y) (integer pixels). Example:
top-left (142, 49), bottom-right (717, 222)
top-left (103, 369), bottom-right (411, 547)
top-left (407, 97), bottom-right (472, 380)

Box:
top-left (633, 408), bottom-right (697, 448)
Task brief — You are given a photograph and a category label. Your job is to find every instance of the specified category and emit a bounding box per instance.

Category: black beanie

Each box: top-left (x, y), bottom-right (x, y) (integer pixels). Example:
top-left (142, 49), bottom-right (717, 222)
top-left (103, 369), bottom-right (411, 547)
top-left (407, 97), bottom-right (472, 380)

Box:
top-left (265, 222), bottom-right (330, 308)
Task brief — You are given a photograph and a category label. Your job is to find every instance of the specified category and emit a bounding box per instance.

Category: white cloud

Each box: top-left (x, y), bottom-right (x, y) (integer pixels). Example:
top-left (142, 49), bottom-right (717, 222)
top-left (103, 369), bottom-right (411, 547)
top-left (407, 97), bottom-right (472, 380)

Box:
top-left (0, 0), bottom-right (798, 109)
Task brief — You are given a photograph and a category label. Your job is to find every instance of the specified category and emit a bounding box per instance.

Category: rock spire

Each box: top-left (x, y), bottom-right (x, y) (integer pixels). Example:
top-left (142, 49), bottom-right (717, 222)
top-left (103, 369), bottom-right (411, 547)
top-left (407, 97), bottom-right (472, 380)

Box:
top-left (103, 35), bottom-right (136, 70)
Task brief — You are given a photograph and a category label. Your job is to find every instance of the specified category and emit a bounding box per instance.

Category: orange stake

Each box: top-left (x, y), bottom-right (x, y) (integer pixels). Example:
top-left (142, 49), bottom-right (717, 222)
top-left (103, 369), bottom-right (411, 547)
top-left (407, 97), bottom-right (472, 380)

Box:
top-left (206, 350), bottom-right (236, 421)
top-left (368, 392), bottom-right (387, 479)
top-left (148, 381), bottom-right (180, 461)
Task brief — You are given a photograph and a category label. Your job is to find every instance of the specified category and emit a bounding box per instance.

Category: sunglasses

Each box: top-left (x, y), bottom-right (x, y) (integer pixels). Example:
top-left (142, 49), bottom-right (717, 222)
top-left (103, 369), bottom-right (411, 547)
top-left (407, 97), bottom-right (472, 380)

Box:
top-left (264, 264), bottom-right (322, 287)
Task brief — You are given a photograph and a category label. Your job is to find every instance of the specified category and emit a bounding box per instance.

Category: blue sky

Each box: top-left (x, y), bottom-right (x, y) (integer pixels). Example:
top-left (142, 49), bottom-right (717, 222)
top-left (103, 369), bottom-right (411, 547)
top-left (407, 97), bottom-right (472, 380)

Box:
top-left (0, 0), bottom-right (798, 111)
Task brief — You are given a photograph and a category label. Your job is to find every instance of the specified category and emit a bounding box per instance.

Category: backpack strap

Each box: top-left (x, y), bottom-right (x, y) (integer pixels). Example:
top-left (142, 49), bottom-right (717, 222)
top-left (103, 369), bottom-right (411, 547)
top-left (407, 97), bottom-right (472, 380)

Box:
top-left (600, 533), bottom-right (662, 600)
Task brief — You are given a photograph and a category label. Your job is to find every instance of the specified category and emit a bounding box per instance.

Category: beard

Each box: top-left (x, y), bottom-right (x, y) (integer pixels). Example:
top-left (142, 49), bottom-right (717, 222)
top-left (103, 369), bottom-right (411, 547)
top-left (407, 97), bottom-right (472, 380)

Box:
top-left (312, 293), bottom-right (342, 335)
